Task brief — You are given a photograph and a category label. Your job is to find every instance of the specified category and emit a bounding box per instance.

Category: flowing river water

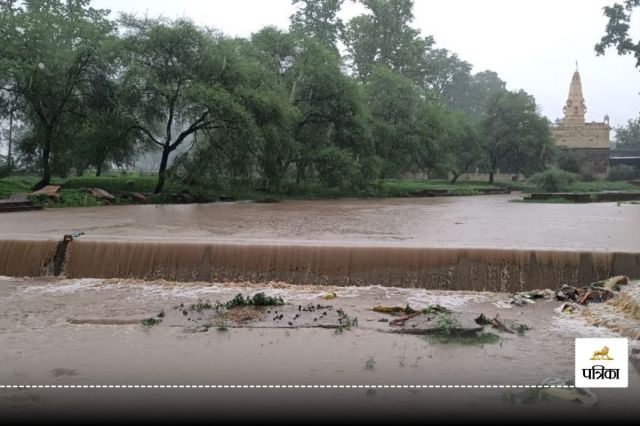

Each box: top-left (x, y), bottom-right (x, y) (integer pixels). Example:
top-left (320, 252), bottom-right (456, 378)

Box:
top-left (0, 195), bottom-right (639, 420)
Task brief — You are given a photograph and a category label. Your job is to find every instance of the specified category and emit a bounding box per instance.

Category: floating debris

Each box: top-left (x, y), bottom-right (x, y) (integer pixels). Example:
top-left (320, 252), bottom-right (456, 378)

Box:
top-left (506, 377), bottom-right (597, 407)
top-left (321, 292), bottom-right (337, 300)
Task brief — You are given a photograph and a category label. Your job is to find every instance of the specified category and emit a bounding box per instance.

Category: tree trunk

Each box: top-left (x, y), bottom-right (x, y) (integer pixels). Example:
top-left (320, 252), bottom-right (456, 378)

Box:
top-left (7, 112), bottom-right (13, 170)
top-left (450, 172), bottom-right (460, 184)
top-left (295, 160), bottom-right (306, 184)
top-left (96, 162), bottom-right (103, 177)
top-left (32, 128), bottom-right (52, 191)
top-left (154, 145), bottom-right (171, 194)
top-left (489, 172), bottom-right (494, 184)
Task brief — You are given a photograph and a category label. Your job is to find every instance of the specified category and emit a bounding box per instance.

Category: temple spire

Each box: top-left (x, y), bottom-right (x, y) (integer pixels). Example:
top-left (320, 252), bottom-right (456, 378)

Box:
top-left (563, 66), bottom-right (586, 124)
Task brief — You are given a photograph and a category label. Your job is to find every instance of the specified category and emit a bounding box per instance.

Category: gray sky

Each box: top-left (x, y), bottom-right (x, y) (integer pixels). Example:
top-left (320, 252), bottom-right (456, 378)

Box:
top-left (92, 0), bottom-right (640, 129)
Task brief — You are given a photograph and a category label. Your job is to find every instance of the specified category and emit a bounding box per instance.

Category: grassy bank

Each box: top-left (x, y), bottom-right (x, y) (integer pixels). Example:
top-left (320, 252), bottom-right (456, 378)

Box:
top-left (3, 173), bottom-right (637, 208)
top-left (495, 179), bottom-right (640, 193)
top-left (0, 174), bottom-right (510, 207)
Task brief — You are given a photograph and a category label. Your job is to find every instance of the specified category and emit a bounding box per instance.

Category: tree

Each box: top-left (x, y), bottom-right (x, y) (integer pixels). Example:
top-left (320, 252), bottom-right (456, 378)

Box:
top-left (366, 66), bottom-right (435, 176)
top-left (463, 70), bottom-right (507, 117)
top-left (118, 16), bottom-right (257, 193)
top-left (481, 90), bottom-right (553, 183)
top-left (413, 48), bottom-right (471, 102)
top-left (290, 0), bottom-right (344, 52)
top-left (72, 71), bottom-right (140, 176)
top-left (285, 38), bottom-right (370, 182)
top-left (614, 116), bottom-right (640, 149)
top-left (596, 0), bottom-right (640, 68)
top-left (344, 0), bottom-right (431, 81)
top-left (0, 0), bottom-right (115, 189)
top-left (438, 110), bottom-right (483, 183)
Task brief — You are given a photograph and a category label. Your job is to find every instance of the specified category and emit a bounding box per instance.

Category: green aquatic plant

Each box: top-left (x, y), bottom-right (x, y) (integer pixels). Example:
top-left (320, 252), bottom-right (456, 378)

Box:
top-left (141, 317), bottom-right (162, 327)
top-left (365, 356), bottom-right (376, 370)
top-left (225, 292), bottom-right (284, 309)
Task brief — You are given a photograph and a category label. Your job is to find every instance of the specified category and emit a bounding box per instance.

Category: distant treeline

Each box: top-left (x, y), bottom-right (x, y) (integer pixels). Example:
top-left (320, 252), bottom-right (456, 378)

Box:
top-left (0, 0), bottom-right (554, 193)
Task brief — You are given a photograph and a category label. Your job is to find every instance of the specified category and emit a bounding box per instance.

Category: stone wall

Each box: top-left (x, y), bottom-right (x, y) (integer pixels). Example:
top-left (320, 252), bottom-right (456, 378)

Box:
top-left (551, 123), bottom-right (610, 149)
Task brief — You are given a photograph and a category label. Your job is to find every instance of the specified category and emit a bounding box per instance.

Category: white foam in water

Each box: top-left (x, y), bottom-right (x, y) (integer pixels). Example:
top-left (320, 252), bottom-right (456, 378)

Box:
top-left (404, 291), bottom-right (494, 310)
top-left (15, 278), bottom-right (119, 295)
top-left (550, 315), bottom-right (619, 338)
top-left (7, 277), bottom-right (497, 310)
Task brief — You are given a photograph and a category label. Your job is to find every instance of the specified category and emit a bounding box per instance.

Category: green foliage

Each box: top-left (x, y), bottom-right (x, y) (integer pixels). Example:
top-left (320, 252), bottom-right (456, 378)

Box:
top-left (608, 164), bottom-right (636, 181)
top-left (217, 318), bottom-right (229, 332)
top-left (0, 0), bottom-right (116, 189)
top-left (614, 116), bottom-right (640, 149)
top-left (482, 90), bottom-right (554, 182)
top-left (141, 317), bottom-right (162, 327)
top-left (595, 0), bottom-right (640, 68)
top-left (335, 308), bottom-right (358, 334)
top-left (344, 0), bottom-right (428, 80)
top-left (425, 332), bottom-right (501, 345)
top-left (225, 293), bottom-right (285, 309)
top-left (290, 0), bottom-right (344, 51)
top-left (365, 356), bottom-right (376, 370)
top-left (63, 175), bottom-right (184, 194)
top-left (0, 0), bottom-right (558, 197)
top-left (0, 177), bottom-right (31, 199)
top-left (556, 150), bottom-right (582, 174)
top-left (527, 169), bottom-right (578, 192)
top-left (315, 146), bottom-right (360, 189)
top-left (0, 164), bottom-right (10, 179)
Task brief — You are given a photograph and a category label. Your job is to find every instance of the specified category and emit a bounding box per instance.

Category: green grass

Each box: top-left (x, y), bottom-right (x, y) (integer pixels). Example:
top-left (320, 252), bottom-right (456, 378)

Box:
top-left (496, 179), bottom-right (640, 194)
top-left (379, 179), bottom-right (498, 196)
top-left (0, 177), bottom-right (32, 199)
top-left (63, 175), bottom-right (191, 194)
top-left (514, 197), bottom-right (573, 204)
top-left (9, 172), bottom-right (635, 208)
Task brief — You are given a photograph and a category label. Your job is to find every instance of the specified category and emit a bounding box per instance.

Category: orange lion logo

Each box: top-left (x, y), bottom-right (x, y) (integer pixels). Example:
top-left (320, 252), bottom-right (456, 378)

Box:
top-left (590, 346), bottom-right (614, 360)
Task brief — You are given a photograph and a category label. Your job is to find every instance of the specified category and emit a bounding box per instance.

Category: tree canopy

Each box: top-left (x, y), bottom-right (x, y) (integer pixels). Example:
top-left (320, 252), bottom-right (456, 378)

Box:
top-left (0, 0), bottom-right (555, 193)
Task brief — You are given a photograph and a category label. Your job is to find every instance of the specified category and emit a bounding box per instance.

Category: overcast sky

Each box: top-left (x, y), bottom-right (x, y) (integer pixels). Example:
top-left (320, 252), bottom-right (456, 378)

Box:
top-left (92, 0), bottom-right (640, 129)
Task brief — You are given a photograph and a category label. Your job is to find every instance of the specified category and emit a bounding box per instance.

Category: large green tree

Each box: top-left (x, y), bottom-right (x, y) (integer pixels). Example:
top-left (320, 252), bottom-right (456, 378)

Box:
top-left (366, 66), bottom-right (437, 176)
top-left (284, 38), bottom-right (370, 182)
top-left (344, 0), bottom-right (431, 81)
top-left (118, 16), bottom-right (258, 193)
top-left (290, 0), bottom-right (344, 51)
top-left (437, 110), bottom-right (483, 183)
top-left (0, 0), bottom-right (114, 189)
top-left (481, 90), bottom-right (553, 182)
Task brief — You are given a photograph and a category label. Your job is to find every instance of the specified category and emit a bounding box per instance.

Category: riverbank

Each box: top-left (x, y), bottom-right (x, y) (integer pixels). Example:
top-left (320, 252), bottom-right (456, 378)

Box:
top-left (1, 175), bottom-right (512, 208)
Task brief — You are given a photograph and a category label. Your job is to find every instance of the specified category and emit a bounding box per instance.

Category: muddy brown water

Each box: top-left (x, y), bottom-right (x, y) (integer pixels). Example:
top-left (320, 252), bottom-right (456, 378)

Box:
top-left (1, 195), bottom-right (639, 249)
top-left (1, 196), bottom-right (640, 419)
top-left (0, 277), bottom-right (638, 420)
top-left (0, 196), bottom-right (639, 290)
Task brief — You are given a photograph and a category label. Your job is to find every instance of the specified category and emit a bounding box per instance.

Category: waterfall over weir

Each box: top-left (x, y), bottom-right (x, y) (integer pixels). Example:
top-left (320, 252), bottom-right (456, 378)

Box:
top-left (1, 238), bottom-right (639, 291)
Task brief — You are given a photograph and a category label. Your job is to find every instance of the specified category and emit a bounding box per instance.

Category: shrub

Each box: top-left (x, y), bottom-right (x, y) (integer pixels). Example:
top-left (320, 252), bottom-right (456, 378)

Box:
top-left (527, 169), bottom-right (577, 192)
top-left (578, 163), bottom-right (596, 182)
top-left (0, 164), bottom-right (10, 179)
top-left (315, 146), bottom-right (359, 190)
top-left (607, 165), bottom-right (635, 182)
top-left (557, 150), bottom-right (583, 174)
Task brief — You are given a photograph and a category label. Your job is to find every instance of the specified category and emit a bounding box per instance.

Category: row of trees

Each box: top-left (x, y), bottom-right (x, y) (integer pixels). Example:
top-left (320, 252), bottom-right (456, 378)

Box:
top-left (0, 0), bottom-right (554, 193)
